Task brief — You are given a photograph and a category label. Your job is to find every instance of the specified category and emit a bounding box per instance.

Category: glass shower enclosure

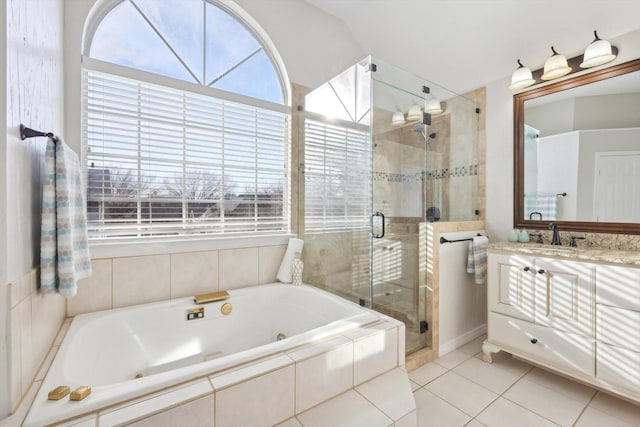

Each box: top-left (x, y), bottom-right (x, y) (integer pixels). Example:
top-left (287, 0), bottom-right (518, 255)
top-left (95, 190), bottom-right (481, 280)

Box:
top-left (298, 57), bottom-right (478, 354)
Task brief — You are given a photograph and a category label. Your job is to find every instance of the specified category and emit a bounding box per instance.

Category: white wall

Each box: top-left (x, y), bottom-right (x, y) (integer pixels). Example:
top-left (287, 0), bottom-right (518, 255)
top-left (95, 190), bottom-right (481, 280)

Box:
top-left (485, 28), bottom-right (640, 241)
top-left (2, 0), bottom-right (67, 418)
top-left (0, 0), bottom-right (7, 417)
top-left (438, 229), bottom-right (487, 355)
top-left (537, 132), bottom-right (579, 221)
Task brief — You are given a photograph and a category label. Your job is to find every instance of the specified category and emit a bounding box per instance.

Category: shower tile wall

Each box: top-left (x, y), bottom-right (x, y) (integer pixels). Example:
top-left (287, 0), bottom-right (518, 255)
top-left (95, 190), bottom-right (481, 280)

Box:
top-left (373, 121), bottom-right (425, 218)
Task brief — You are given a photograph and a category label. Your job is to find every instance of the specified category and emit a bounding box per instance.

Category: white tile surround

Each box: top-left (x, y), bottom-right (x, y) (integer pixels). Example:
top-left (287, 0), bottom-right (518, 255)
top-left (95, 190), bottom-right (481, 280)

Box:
top-left (5, 314), bottom-right (413, 426)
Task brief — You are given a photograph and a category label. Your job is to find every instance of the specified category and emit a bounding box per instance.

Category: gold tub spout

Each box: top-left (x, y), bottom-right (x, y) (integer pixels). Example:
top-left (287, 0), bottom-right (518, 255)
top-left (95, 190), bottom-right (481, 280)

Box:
top-left (194, 290), bottom-right (230, 304)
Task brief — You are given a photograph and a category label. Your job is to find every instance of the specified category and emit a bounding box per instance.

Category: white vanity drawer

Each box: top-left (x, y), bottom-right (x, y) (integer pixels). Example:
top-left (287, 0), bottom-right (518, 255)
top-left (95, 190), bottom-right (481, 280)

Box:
top-left (489, 312), bottom-right (595, 376)
top-left (597, 342), bottom-right (640, 393)
top-left (597, 305), bottom-right (640, 352)
top-left (596, 264), bottom-right (640, 311)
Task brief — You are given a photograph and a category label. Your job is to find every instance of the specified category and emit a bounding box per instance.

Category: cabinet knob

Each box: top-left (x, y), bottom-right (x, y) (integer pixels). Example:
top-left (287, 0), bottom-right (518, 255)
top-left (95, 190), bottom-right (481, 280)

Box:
top-left (523, 266), bottom-right (530, 272)
top-left (537, 269), bottom-right (545, 274)
top-left (530, 338), bottom-right (538, 344)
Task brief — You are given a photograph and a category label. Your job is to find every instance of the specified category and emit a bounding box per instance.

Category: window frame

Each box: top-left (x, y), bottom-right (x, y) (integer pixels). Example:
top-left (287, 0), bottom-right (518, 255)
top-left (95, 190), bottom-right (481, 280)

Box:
top-left (81, 0), bottom-right (292, 244)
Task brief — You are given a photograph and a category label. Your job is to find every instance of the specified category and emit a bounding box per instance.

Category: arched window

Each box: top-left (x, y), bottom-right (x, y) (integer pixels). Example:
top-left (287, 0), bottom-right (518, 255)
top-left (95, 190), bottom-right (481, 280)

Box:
top-left (83, 0), bottom-right (290, 240)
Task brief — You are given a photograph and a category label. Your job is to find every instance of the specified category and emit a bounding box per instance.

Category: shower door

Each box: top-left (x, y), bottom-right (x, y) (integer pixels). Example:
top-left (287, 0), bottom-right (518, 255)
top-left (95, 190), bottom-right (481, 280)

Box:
top-left (370, 63), bottom-right (429, 354)
top-left (300, 57), bottom-right (430, 354)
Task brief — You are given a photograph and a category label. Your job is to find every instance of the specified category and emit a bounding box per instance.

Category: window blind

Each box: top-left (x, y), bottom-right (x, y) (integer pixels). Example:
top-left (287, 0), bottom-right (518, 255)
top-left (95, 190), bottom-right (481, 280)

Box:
top-left (303, 117), bottom-right (371, 232)
top-left (83, 69), bottom-right (290, 240)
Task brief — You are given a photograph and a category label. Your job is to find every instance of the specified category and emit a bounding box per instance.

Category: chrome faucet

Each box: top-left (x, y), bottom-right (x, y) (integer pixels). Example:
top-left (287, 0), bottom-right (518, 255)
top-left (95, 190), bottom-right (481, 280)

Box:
top-left (549, 222), bottom-right (561, 246)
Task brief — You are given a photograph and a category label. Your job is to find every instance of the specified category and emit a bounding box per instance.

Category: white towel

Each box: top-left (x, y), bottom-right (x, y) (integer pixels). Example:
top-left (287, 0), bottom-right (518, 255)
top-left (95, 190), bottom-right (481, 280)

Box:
top-left (40, 138), bottom-right (92, 297)
top-left (466, 236), bottom-right (488, 285)
top-left (276, 238), bottom-right (304, 283)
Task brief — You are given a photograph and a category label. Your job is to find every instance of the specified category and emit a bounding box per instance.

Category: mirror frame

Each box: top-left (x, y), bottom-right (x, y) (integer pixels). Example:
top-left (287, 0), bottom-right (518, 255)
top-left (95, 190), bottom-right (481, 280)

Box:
top-left (514, 57), bottom-right (640, 234)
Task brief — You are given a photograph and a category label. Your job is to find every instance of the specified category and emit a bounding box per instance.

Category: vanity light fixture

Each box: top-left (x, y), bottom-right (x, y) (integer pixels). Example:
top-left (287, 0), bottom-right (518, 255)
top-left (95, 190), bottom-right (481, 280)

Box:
top-left (391, 109), bottom-right (406, 126)
top-left (509, 60), bottom-right (536, 90)
top-left (541, 46), bottom-right (572, 80)
top-left (406, 104), bottom-right (422, 121)
top-left (581, 30), bottom-right (617, 68)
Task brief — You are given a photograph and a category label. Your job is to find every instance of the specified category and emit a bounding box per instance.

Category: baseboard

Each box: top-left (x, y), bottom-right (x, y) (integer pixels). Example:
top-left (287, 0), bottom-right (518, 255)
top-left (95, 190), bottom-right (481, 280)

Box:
top-left (439, 323), bottom-right (487, 357)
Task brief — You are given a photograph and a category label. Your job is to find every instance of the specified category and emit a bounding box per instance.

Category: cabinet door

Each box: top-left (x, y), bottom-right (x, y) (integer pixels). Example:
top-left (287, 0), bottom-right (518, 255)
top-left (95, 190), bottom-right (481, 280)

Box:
top-left (534, 258), bottom-right (595, 337)
top-left (488, 253), bottom-right (535, 322)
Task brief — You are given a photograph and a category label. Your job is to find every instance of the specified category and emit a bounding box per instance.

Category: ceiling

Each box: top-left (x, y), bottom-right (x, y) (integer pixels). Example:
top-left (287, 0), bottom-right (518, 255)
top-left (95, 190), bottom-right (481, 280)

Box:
top-left (304, 0), bottom-right (640, 95)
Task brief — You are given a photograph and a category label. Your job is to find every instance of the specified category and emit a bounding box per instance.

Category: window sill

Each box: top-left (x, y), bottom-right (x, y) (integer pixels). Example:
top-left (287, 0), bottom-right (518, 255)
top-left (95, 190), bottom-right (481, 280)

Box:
top-left (89, 233), bottom-right (295, 260)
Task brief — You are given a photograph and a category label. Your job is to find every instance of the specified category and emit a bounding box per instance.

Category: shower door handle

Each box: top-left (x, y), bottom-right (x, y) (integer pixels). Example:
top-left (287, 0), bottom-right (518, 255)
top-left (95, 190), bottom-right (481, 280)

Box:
top-left (373, 211), bottom-right (385, 238)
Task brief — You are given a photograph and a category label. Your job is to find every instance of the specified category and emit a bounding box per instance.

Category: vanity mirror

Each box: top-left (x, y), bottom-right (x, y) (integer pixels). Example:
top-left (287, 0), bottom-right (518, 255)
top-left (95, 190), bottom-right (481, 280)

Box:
top-left (514, 58), bottom-right (640, 234)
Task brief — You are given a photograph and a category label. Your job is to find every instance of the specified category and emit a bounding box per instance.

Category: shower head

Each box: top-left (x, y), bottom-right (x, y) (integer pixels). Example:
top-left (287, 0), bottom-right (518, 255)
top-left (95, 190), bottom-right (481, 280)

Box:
top-left (412, 124), bottom-right (437, 141)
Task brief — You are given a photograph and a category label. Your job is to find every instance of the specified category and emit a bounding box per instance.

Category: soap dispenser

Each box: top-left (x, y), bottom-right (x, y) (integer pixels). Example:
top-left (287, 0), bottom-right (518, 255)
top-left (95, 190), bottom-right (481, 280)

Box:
top-left (508, 229), bottom-right (519, 242)
top-left (518, 230), bottom-right (530, 243)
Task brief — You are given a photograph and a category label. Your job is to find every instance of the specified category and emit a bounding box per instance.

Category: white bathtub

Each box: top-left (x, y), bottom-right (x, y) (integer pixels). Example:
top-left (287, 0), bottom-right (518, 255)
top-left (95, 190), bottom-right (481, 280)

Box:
top-left (24, 283), bottom-right (414, 426)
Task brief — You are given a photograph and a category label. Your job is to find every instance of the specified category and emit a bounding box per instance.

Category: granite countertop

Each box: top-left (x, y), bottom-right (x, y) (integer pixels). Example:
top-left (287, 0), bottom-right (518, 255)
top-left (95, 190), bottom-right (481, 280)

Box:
top-left (489, 242), bottom-right (640, 266)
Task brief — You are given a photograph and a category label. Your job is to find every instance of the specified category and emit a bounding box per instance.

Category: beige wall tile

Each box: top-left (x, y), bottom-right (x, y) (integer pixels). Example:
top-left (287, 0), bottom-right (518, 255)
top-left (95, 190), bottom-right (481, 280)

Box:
top-left (9, 305), bottom-right (22, 411)
top-left (127, 395), bottom-right (214, 427)
top-left (170, 251), bottom-right (219, 299)
top-left (259, 245), bottom-right (287, 284)
top-left (68, 259), bottom-right (113, 316)
top-left (215, 364), bottom-right (295, 427)
top-left (218, 248), bottom-right (259, 290)
top-left (113, 255), bottom-right (170, 308)
top-left (30, 292), bottom-right (65, 379)
top-left (17, 296), bottom-right (34, 397)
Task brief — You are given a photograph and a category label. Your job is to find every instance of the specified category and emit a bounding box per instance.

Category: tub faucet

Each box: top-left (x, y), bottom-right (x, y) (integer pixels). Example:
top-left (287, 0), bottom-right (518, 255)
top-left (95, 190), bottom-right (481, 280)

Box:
top-left (549, 222), bottom-right (561, 246)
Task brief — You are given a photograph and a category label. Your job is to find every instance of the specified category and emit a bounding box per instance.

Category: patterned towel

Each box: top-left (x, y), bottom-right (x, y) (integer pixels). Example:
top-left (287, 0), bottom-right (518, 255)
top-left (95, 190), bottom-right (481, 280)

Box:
top-left (524, 194), bottom-right (557, 220)
top-left (40, 138), bottom-right (92, 296)
top-left (466, 236), bottom-right (489, 285)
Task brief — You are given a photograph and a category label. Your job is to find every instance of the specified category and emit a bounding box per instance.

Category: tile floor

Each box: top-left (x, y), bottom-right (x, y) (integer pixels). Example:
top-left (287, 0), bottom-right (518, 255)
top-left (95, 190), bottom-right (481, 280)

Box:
top-left (411, 335), bottom-right (640, 426)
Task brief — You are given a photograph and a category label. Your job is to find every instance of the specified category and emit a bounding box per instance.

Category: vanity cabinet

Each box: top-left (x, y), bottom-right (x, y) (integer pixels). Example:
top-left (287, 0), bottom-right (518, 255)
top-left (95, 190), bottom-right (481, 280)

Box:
top-left (484, 248), bottom-right (640, 403)
top-left (595, 264), bottom-right (640, 394)
top-left (485, 252), bottom-right (595, 376)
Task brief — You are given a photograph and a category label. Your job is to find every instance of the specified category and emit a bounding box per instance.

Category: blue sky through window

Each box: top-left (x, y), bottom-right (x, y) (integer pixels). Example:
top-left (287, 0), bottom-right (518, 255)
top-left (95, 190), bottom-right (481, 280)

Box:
top-left (89, 0), bottom-right (284, 104)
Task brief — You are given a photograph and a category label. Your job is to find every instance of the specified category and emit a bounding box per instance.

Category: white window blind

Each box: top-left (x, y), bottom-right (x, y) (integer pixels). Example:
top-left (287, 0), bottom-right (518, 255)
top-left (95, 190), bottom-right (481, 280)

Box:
top-left (304, 116), bottom-right (371, 232)
top-left (83, 69), bottom-right (290, 240)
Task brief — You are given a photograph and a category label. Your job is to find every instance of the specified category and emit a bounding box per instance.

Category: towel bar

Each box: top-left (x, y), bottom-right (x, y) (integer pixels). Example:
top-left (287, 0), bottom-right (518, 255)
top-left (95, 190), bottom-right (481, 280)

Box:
top-left (20, 124), bottom-right (59, 143)
top-left (440, 233), bottom-right (488, 244)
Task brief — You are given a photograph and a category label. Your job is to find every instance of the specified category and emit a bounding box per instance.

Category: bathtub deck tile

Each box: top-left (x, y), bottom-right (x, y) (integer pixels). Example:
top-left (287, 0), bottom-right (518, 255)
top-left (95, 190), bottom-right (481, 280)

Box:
top-left (210, 353), bottom-right (294, 390)
top-left (346, 323), bottom-right (400, 386)
top-left (215, 363), bottom-right (295, 427)
top-left (342, 319), bottom-right (400, 341)
top-left (294, 338), bottom-right (354, 413)
top-left (126, 394), bottom-right (214, 427)
top-left (51, 413), bottom-right (98, 426)
top-left (98, 379), bottom-right (213, 427)
top-left (287, 335), bottom-right (352, 362)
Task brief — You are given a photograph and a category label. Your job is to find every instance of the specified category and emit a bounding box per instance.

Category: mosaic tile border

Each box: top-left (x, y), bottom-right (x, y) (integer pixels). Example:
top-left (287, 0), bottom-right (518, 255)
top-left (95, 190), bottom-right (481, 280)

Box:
top-left (373, 164), bottom-right (479, 182)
